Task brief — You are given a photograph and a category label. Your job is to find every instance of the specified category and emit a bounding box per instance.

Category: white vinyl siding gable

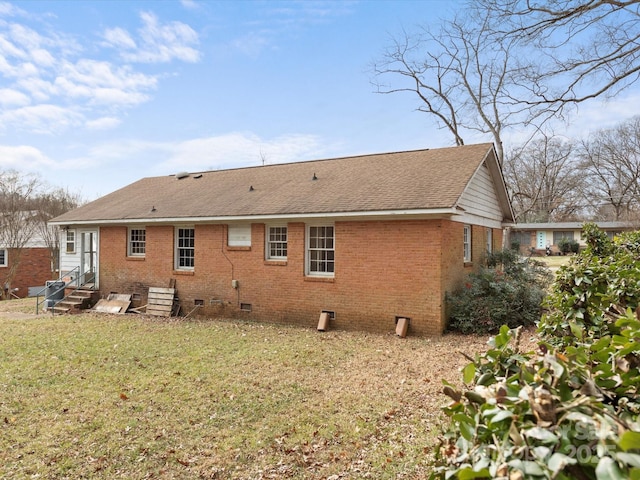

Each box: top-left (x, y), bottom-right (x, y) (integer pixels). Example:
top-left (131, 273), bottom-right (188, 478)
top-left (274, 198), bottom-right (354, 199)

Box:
top-left (457, 163), bottom-right (503, 222)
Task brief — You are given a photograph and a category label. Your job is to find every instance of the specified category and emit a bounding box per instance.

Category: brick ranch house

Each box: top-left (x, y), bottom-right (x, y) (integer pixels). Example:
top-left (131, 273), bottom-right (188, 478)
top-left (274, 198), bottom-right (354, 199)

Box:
top-left (508, 221), bottom-right (635, 255)
top-left (49, 143), bottom-right (514, 336)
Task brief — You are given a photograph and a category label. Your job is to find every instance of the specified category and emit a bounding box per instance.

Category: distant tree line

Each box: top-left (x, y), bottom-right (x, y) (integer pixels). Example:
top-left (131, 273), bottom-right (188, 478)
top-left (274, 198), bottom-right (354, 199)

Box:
top-left (505, 116), bottom-right (640, 223)
top-left (372, 0), bottom-right (640, 223)
top-left (0, 170), bottom-right (81, 299)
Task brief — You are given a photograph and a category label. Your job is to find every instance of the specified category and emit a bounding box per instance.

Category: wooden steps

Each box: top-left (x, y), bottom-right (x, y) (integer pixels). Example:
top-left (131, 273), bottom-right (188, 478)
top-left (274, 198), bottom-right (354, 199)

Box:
top-left (51, 288), bottom-right (100, 315)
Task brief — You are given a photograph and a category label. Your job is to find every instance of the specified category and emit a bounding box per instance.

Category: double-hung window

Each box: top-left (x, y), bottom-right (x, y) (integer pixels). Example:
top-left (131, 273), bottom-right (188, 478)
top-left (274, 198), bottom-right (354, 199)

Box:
top-left (266, 226), bottom-right (287, 260)
top-left (307, 225), bottom-right (334, 276)
top-left (0, 248), bottom-right (7, 267)
top-left (128, 228), bottom-right (146, 256)
top-left (65, 230), bottom-right (76, 253)
top-left (463, 225), bottom-right (472, 263)
top-left (176, 227), bottom-right (195, 270)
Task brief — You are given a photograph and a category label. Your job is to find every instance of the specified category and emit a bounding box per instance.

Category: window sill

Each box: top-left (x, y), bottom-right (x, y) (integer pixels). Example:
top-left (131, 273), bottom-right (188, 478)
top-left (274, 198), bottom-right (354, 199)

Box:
top-left (227, 246), bottom-right (251, 252)
top-left (464, 262), bottom-right (473, 268)
top-left (264, 260), bottom-right (287, 266)
top-left (304, 276), bottom-right (335, 283)
top-left (173, 270), bottom-right (195, 276)
top-left (126, 256), bottom-right (145, 261)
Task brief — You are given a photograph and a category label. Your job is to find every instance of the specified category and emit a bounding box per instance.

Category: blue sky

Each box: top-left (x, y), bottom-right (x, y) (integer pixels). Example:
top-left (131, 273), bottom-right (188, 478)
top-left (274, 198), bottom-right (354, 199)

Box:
top-left (2, 0), bottom-right (639, 200)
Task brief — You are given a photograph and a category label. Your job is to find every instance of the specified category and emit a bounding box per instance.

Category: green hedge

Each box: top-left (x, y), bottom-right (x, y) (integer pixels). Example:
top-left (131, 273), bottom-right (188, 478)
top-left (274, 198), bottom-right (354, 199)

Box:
top-left (431, 224), bottom-right (640, 479)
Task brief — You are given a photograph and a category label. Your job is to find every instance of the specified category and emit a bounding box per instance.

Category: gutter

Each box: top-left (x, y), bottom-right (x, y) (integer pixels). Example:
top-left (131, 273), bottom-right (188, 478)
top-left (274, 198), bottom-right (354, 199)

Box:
top-left (49, 208), bottom-right (461, 227)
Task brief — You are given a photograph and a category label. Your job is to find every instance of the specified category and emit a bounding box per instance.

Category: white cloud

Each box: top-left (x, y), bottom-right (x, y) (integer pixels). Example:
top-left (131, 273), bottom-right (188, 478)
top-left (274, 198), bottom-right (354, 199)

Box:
top-left (15, 76), bottom-right (55, 102)
top-left (86, 116), bottom-right (121, 130)
top-left (104, 11), bottom-right (200, 64)
top-left (0, 144), bottom-right (55, 169)
top-left (0, 8), bottom-right (196, 136)
top-left (157, 132), bottom-right (326, 172)
top-left (0, 87), bottom-right (29, 106)
top-left (67, 132), bottom-right (327, 176)
top-left (55, 59), bottom-right (156, 106)
top-left (0, 104), bottom-right (83, 134)
top-left (102, 26), bottom-right (137, 49)
top-left (229, 31), bottom-right (273, 58)
top-left (180, 0), bottom-right (200, 10)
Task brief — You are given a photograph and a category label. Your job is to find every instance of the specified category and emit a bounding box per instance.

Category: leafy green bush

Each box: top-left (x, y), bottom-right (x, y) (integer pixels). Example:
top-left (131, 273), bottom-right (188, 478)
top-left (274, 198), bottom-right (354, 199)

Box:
top-left (431, 224), bottom-right (640, 479)
top-left (446, 250), bottom-right (552, 334)
top-left (430, 322), bottom-right (640, 480)
top-left (539, 223), bottom-right (640, 346)
top-left (558, 238), bottom-right (572, 255)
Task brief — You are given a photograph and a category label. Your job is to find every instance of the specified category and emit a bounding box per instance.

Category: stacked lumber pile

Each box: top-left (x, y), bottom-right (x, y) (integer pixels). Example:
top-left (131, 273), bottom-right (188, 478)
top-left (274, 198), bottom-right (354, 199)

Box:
top-left (93, 293), bottom-right (131, 314)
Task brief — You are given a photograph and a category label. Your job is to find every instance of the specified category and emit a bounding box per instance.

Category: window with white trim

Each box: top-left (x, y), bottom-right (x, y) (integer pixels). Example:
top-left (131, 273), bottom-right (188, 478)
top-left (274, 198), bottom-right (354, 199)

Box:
top-left (176, 227), bottom-right (195, 270)
top-left (65, 230), bottom-right (76, 253)
top-left (0, 248), bottom-right (7, 267)
top-left (266, 226), bottom-right (287, 260)
top-left (463, 225), bottom-right (472, 262)
top-left (128, 228), bottom-right (146, 256)
top-left (486, 228), bottom-right (492, 253)
top-left (307, 225), bottom-right (334, 276)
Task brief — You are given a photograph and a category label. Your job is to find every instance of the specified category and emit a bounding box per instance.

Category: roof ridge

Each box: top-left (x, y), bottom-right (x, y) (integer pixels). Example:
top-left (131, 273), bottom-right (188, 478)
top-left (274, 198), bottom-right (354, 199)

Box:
top-left (169, 143), bottom-right (494, 179)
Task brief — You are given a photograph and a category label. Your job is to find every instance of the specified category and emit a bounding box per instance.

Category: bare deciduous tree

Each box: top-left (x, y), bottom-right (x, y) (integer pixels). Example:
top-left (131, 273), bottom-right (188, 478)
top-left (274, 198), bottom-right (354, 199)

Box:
top-left (0, 170), bottom-right (41, 299)
top-left (32, 188), bottom-right (83, 273)
top-left (504, 135), bottom-right (583, 222)
top-left (477, 0), bottom-right (640, 112)
top-left (579, 116), bottom-right (640, 221)
top-left (372, 9), bottom-right (559, 164)
top-left (0, 171), bottom-right (81, 298)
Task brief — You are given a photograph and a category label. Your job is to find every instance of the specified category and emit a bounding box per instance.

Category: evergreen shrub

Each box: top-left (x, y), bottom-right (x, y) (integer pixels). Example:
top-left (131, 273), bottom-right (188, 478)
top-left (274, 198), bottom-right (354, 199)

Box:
top-left (431, 224), bottom-right (640, 479)
top-left (446, 249), bottom-right (552, 334)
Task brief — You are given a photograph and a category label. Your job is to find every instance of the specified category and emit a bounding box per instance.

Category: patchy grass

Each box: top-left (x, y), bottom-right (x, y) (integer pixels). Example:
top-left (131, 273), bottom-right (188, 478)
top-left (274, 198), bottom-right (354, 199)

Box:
top-left (0, 300), bottom-right (528, 479)
top-left (535, 255), bottom-right (573, 269)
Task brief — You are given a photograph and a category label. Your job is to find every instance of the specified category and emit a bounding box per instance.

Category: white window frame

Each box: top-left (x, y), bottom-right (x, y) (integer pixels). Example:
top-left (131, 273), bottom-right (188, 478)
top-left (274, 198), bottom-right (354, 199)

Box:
top-left (228, 224), bottom-right (251, 247)
top-left (65, 229), bottom-right (76, 253)
top-left (486, 228), bottom-right (492, 253)
top-left (266, 225), bottom-right (287, 260)
top-left (0, 248), bottom-right (7, 267)
top-left (306, 224), bottom-right (335, 277)
top-left (463, 225), bottom-right (472, 263)
top-left (175, 226), bottom-right (195, 270)
top-left (128, 227), bottom-right (146, 257)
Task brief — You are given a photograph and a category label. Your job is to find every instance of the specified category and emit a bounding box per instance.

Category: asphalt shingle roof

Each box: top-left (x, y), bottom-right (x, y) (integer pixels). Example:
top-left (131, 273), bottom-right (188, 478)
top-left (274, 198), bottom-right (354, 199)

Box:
top-left (52, 143), bottom-right (499, 224)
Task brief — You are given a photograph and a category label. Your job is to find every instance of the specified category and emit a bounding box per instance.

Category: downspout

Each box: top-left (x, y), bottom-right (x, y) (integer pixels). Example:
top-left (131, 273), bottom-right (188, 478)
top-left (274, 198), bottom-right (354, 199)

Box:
top-left (220, 225), bottom-right (239, 306)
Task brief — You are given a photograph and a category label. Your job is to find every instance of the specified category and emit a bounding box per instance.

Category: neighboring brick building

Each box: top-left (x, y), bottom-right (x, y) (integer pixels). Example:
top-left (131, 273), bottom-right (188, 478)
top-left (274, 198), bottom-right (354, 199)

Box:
top-left (1, 241), bottom-right (54, 299)
top-left (50, 144), bottom-right (514, 335)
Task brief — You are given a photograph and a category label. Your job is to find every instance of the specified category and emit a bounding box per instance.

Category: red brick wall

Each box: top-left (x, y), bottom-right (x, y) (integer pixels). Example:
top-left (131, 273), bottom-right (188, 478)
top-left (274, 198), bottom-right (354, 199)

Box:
top-left (99, 219), bottom-right (488, 336)
top-left (0, 247), bottom-right (54, 298)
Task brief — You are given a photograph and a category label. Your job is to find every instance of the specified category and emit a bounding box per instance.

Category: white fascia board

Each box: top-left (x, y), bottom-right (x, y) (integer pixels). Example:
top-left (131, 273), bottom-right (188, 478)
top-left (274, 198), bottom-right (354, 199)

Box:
top-left (454, 212), bottom-right (505, 229)
top-left (49, 208), bottom-right (460, 227)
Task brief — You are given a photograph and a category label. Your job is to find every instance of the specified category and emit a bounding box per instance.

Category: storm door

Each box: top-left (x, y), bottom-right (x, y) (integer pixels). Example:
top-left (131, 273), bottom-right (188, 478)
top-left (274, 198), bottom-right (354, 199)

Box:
top-left (80, 230), bottom-right (98, 288)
